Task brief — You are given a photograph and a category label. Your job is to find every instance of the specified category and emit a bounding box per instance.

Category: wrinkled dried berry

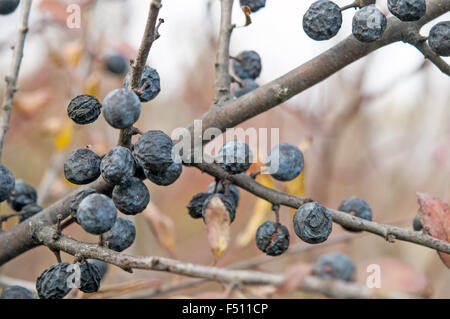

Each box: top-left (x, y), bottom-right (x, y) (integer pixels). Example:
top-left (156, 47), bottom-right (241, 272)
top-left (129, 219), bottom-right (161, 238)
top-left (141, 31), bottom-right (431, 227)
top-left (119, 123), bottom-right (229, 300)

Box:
top-left (428, 22), bottom-right (450, 57)
top-left (233, 79), bottom-right (259, 98)
top-left (293, 202), bottom-right (332, 244)
top-left (77, 194), bottom-right (117, 234)
top-left (104, 54), bottom-right (128, 75)
top-left (0, 285), bottom-right (34, 299)
top-left (303, 0), bottom-right (342, 41)
top-left (265, 143), bottom-right (304, 181)
top-left (124, 65), bottom-right (161, 102)
top-left (206, 182), bottom-right (240, 208)
top-left (256, 221), bottom-right (290, 256)
top-left (239, 0), bottom-right (266, 12)
top-left (67, 94), bottom-right (102, 125)
top-left (312, 252), bottom-right (356, 281)
top-left (112, 177), bottom-right (150, 215)
top-left (79, 262), bottom-right (102, 293)
top-left (338, 196), bottom-right (372, 232)
top-left (36, 263), bottom-right (74, 299)
top-left (0, 0), bottom-right (19, 15)
top-left (187, 192), bottom-right (212, 219)
top-left (7, 180), bottom-right (37, 212)
top-left (202, 193), bottom-right (236, 223)
top-left (216, 140), bottom-right (253, 174)
top-left (352, 5), bottom-right (387, 42)
top-left (413, 215), bottom-right (423, 231)
top-left (145, 162), bottom-right (182, 186)
top-left (64, 148), bottom-right (101, 185)
top-left (101, 146), bottom-right (135, 185)
top-left (387, 0), bottom-right (426, 21)
top-left (103, 218), bottom-right (136, 252)
top-left (0, 164), bottom-right (14, 202)
top-left (68, 188), bottom-right (97, 222)
top-left (19, 203), bottom-right (42, 222)
top-left (134, 130), bottom-right (174, 174)
top-left (86, 259), bottom-right (109, 278)
top-left (102, 88), bottom-right (141, 129)
top-left (232, 51), bottom-right (262, 80)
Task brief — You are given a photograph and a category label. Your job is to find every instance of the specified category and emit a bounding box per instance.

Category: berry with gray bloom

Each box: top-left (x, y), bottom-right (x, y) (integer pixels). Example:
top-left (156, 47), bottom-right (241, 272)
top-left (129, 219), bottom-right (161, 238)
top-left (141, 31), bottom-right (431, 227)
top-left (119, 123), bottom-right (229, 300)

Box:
top-left (202, 193), bottom-right (236, 223)
top-left (256, 221), bottom-right (290, 256)
top-left (338, 196), bottom-right (372, 232)
top-left (36, 263), bottom-right (74, 299)
top-left (206, 182), bottom-right (240, 208)
top-left (428, 22), bottom-right (450, 56)
top-left (79, 262), bottom-right (102, 293)
top-left (101, 146), bottom-right (135, 185)
top-left (124, 65), bottom-right (161, 102)
top-left (68, 188), bottom-right (96, 221)
top-left (67, 94), bottom-right (102, 125)
top-left (232, 51), bottom-right (262, 80)
top-left (103, 218), bottom-right (136, 252)
top-left (239, 0), bottom-right (266, 12)
top-left (312, 252), bottom-right (356, 281)
top-left (0, 164), bottom-right (14, 202)
top-left (352, 5), bottom-right (387, 42)
top-left (86, 259), bottom-right (109, 279)
top-left (0, 0), bottom-right (19, 15)
top-left (104, 54), bottom-right (128, 75)
top-left (233, 79), bottom-right (259, 98)
top-left (19, 203), bottom-right (42, 222)
top-left (102, 88), bottom-right (141, 129)
top-left (413, 215), bottom-right (423, 231)
top-left (303, 0), bottom-right (342, 41)
top-left (134, 130), bottom-right (174, 174)
top-left (7, 180), bottom-right (37, 212)
top-left (145, 162), bottom-right (182, 186)
top-left (64, 148), bottom-right (101, 185)
top-left (77, 194), bottom-right (117, 235)
top-left (187, 192), bottom-right (212, 219)
top-left (112, 177), bottom-right (150, 215)
top-left (387, 0), bottom-right (426, 21)
top-left (216, 140), bottom-right (253, 174)
top-left (293, 202), bottom-right (332, 244)
top-left (265, 143), bottom-right (304, 181)
top-left (0, 285), bottom-right (34, 299)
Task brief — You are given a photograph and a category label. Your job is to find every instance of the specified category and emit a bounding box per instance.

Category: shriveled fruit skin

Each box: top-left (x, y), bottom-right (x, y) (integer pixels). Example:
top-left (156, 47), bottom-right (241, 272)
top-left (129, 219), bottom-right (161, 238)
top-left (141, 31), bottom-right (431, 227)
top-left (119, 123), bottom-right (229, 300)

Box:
top-left (79, 262), bottom-right (102, 293)
top-left (0, 164), bottom-right (14, 202)
top-left (313, 252), bottom-right (356, 281)
top-left (36, 263), bottom-right (74, 299)
top-left (77, 194), bottom-right (117, 235)
top-left (387, 0), bottom-right (426, 21)
top-left (134, 130), bottom-right (174, 174)
top-left (67, 94), bottom-right (102, 125)
top-left (216, 140), bottom-right (253, 174)
top-left (103, 218), bottom-right (136, 252)
top-left (428, 22), bottom-right (450, 57)
top-left (303, 0), bottom-right (342, 41)
top-left (86, 259), bottom-right (109, 279)
top-left (293, 202), bottom-right (332, 244)
top-left (206, 182), bottom-right (240, 208)
top-left (352, 6), bottom-right (387, 42)
top-left (187, 192), bottom-right (212, 219)
top-left (101, 146), bottom-right (136, 185)
top-left (64, 149), bottom-right (101, 185)
top-left (112, 177), bottom-right (150, 215)
top-left (7, 180), bottom-right (37, 212)
top-left (256, 221), bottom-right (290, 256)
top-left (145, 162), bottom-right (182, 186)
top-left (0, 285), bottom-right (34, 299)
top-left (124, 65), bottom-right (161, 102)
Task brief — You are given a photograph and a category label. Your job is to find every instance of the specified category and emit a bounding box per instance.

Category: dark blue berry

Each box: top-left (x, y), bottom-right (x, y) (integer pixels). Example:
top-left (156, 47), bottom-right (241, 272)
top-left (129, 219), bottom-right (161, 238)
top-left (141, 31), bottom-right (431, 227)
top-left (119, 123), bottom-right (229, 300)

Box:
top-left (64, 148), bottom-right (101, 185)
top-left (77, 194), bottom-right (117, 235)
top-left (338, 196), bottom-right (372, 232)
top-left (19, 203), bottom-right (42, 222)
top-left (232, 51), bottom-right (262, 80)
top-left (104, 54), bottom-right (128, 75)
top-left (36, 263), bottom-right (74, 299)
top-left (428, 22), bottom-right (450, 57)
top-left (0, 164), bottom-right (14, 202)
top-left (413, 215), bottom-right (423, 231)
top-left (387, 0), bottom-right (426, 21)
top-left (206, 182), bottom-right (240, 208)
top-left (67, 94), bottom-right (102, 125)
top-left (68, 188), bottom-right (97, 222)
top-left (303, 0), bottom-right (342, 41)
top-left (86, 259), bottom-right (108, 279)
top-left (7, 180), bottom-right (37, 212)
top-left (79, 262), bottom-right (102, 293)
top-left (256, 221), bottom-right (290, 256)
top-left (103, 218), bottom-right (136, 252)
top-left (102, 88), bottom-right (141, 129)
top-left (233, 79), bottom-right (259, 98)
top-left (187, 192), bottom-right (212, 219)
top-left (145, 162), bottom-right (182, 186)
top-left (352, 5), bottom-right (387, 42)
top-left (216, 140), bottom-right (253, 174)
top-left (124, 65), bottom-right (161, 102)
top-left (313, 252), bottom-right (356, 281)
top-left (112, 177), bottom-right (150, 215)
top-left (0, 285), bottom-right (34, 299)
top-left (100, 146), bottom-right (135, 185)
top-left (134, 130), bottom-right (174, 174)
top-left (265, 143), bottom-right (304, 181)
top-left (239, 0), bottom-right (266, 12)
top-left (293, 202), bottom-right (332, 244)
top-left (0, 0), bottom-right (19, 15)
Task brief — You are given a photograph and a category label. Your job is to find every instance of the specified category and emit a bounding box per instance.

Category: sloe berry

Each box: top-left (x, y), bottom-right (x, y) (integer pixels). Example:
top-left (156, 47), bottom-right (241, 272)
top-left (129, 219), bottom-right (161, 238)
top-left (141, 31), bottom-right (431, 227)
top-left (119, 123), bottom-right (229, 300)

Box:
top-left (79, 262), bottom-right (102, 293)
top-left (68, 188), bottom-right (97, 222)
top-left (77, 193), bottom-right (117, 235)
top-left (239, 0), bottom-right (266, 12)
top-left (124, 65), bottom-right (161, 102)
top-left (67, 94), bottom-right (102, 125)
top-left (7, 180), bottom-right (37, 212)
top-left (112, 177), bottom-right (150, 215)
top-left (312, 252), bottom-right (356, 281)
top-left (206, 182), bottom-right (240, 208)
top-left (104, 54), bottom-right (128, 75)
top-left (0, 285), bottom-right (34, 299)
top-left (352, 5), bottom-right (387, 42)
top-left (265, 143), bottom-right (304, 181)
top-left (338, 196), bottom-right (372, 232)
top-left (216, 140), bottom-right (253, 174)
top-left (387, 0), bottom-right (426, 21)
top-left (103, 218), bottom-right (136, 252)
top-left (293, 202), bottom-right (332, 244)
top-left (19, 203), bottom-right (42, 222)
top-left (0, 164), bottom-right (14, 202)
top-left (102, 88), bottom-right (141, 129)
top-left (187, 192), bottom-right (212, 219)
top-left (256, 221), bottom-right (290, 256)
top-left (101, 146), bottom-right (135, 185)
top-left (233, 79), bottom-right (259, 98)
top-left (0, 0), bottom-right (19, 15)
top-left (145, 162), bottom-right (182, 186)
top-left (428, 22), bottom-right (450, 57)
top-left (303, 0), bottom-right (342, 41)
top-left (64, 148), bottom-right (101, 185)
top-left (36, 263), bottom-right (74, 299)
top-left (413, 215), bottom-right (423, 231)
top-left (232, 51), bottom-right (262, 80)
top-left (134, 130), bottom-right (174, 174)
top-left (86, 259), bottom-right (108, 279)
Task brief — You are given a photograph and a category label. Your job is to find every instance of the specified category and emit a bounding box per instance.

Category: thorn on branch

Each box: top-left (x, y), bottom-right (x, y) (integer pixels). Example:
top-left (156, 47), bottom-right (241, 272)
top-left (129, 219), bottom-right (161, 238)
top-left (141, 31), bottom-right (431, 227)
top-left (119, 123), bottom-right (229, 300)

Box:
top-left (53, 214), bottom-right (63, 240)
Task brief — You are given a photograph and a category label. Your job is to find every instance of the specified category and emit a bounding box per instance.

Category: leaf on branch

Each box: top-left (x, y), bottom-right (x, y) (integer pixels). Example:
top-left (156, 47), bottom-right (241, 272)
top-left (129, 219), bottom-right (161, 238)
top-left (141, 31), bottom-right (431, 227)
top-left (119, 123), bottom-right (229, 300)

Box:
top-left (417, 192), bottom-right (450, 268)
top-left (203, 195), bottom-right (231, 261)
top-left (142, 202), bottom-right (177, 256)
top-left (242, 6), bottom-right (252, 27)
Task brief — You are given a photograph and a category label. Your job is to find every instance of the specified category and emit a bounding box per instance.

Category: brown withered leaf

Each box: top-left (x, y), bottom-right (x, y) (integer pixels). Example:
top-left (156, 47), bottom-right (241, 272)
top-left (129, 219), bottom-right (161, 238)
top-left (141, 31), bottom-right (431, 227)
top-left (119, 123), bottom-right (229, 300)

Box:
top-left (242, 6), bottom-right (252, 26)
top-left (203, 195), bottom-right (231, 261)
top-left (277, 263), bottom-right (313, 294)
top-left (417, 192), bottom-right (450, 268)
top-left (142, 202), bottom-right (177, 256)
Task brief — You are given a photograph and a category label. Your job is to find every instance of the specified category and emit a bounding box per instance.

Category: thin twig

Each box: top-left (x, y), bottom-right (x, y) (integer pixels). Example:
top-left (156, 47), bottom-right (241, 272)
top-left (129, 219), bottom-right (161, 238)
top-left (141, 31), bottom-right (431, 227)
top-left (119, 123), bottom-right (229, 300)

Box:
top-left (408, 35), bottom-right (450, 76)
